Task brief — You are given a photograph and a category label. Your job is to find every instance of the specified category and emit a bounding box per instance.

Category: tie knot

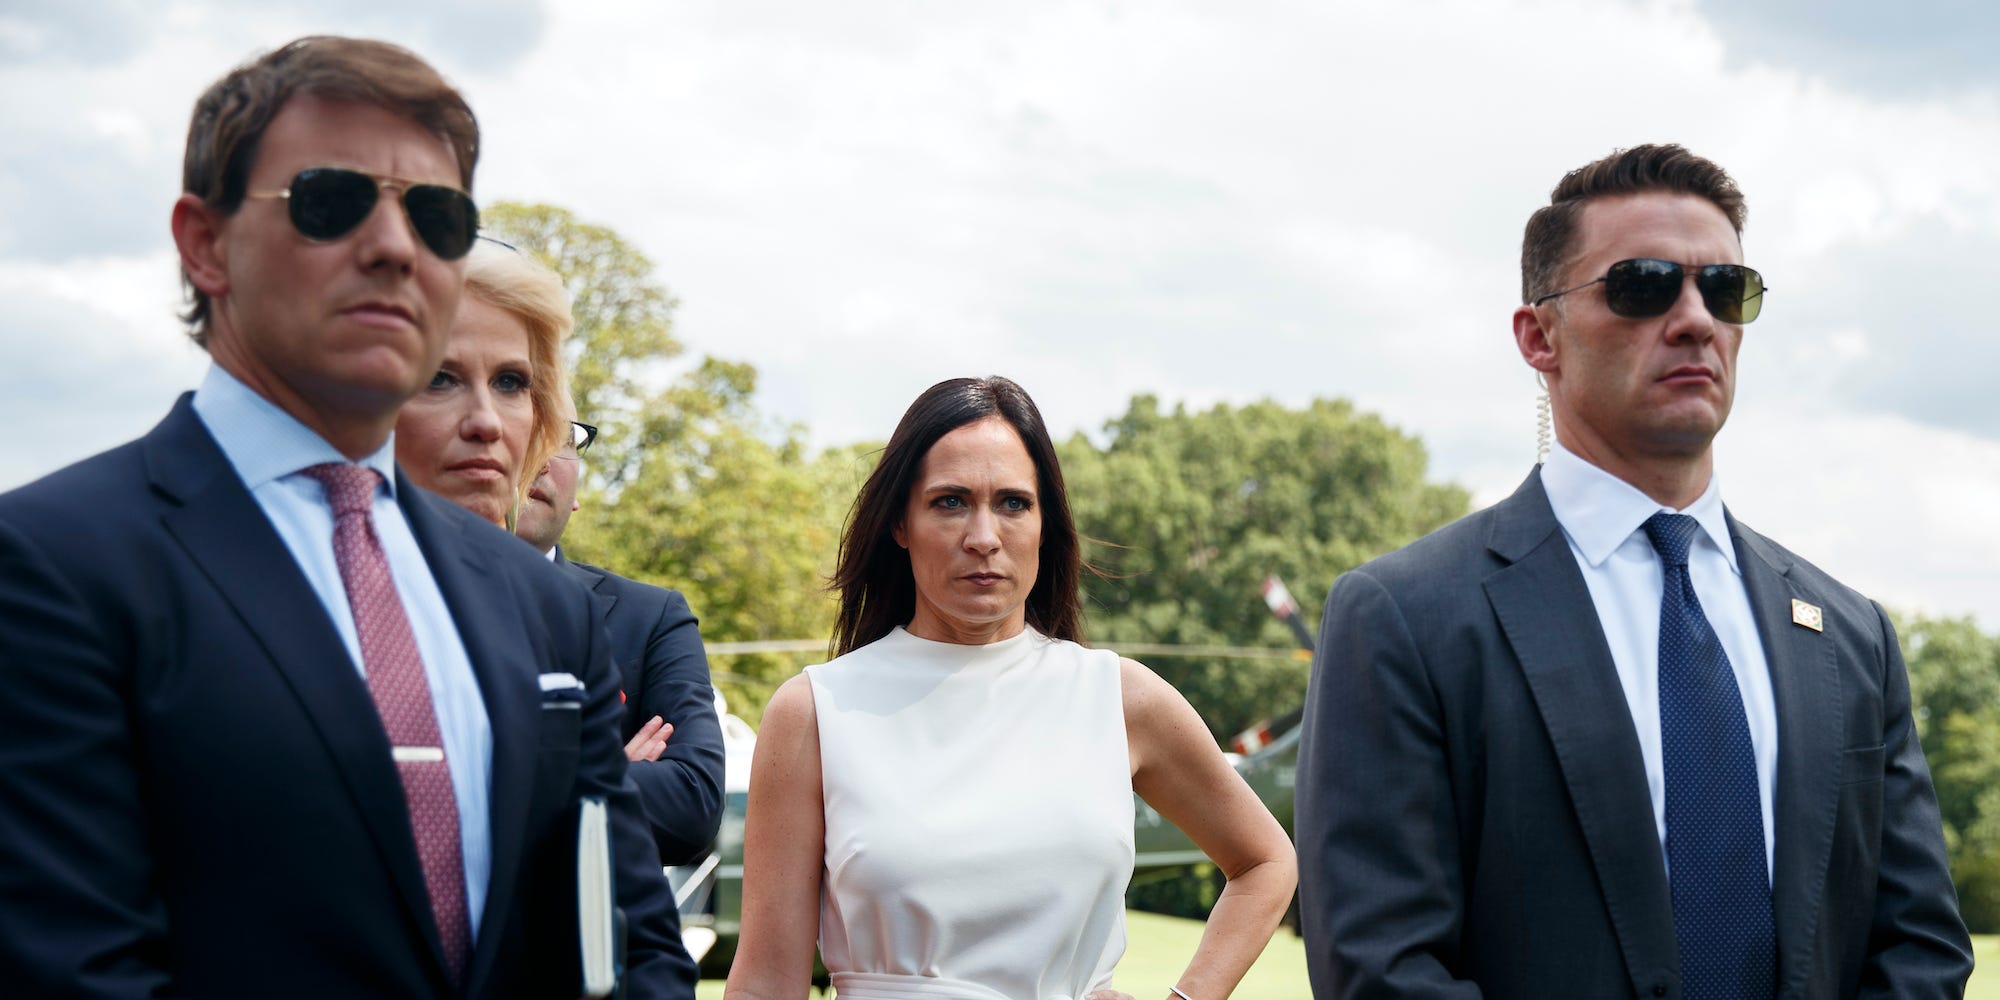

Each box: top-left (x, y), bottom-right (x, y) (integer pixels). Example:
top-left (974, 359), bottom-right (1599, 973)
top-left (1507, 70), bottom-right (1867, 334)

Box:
top-left (301, 463), bottom-right (383, 518)
top-left (1642, 511), bottom-right (1698, 567)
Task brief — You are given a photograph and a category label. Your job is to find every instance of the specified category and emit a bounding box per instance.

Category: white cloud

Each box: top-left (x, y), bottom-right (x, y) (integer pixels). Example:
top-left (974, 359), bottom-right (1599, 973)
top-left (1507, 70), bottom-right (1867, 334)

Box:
top-left (1722, 405), bottom-right (2000, 628)
top-left (2, 0), bottom-right (1995, 627)
top-left (0, 250), bottom-right (206, 486)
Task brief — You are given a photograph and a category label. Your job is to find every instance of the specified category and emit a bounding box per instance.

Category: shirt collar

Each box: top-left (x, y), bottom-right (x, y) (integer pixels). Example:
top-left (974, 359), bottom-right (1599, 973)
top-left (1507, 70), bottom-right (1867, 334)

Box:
top-left (1541, 437), bottom-right (1738, 573)
top-left (191, 364), bottom-right (401, 495)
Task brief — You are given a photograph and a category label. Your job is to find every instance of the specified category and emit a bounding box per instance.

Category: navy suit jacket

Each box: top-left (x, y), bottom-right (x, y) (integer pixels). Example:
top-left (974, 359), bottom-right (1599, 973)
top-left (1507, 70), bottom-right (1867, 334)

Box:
top-left (1295, 469), bottom-right (1972, 1000)
top-left (553, 550), bottom-right (725, 866)
top-left (0, 396), bottom-right (690, 999)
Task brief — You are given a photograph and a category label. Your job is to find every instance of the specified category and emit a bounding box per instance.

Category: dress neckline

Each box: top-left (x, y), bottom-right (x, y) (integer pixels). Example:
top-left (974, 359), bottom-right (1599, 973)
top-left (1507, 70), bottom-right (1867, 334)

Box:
top-left (886, 624), bottom-right (1045, 665)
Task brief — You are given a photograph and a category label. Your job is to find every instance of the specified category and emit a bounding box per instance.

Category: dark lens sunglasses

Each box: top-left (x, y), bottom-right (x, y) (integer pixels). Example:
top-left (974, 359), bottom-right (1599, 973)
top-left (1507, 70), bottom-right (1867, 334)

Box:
top-left (246, 167), bottom-right (479, 261)
top-left (1533, 257), bottom-right (1767, 324)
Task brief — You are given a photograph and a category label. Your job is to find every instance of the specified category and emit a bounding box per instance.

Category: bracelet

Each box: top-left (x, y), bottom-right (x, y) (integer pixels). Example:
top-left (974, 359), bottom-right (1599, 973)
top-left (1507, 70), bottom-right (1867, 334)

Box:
top-left (1169, 988), bottom-right (1196, 1000)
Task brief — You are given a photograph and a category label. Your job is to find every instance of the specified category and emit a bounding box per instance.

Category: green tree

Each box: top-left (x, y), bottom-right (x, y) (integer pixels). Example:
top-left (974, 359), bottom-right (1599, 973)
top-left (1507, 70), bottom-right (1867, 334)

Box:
top-left (564, 415), bottom-right (861, 720)
top-left (480, 202), bottom-right (849, 719)
top-left (482, 202), bottom-right (733, 490)
top-left (1899, 613), bottom-right (2000, 931)
top-left (1061, 395), bottom-right (1469, 740)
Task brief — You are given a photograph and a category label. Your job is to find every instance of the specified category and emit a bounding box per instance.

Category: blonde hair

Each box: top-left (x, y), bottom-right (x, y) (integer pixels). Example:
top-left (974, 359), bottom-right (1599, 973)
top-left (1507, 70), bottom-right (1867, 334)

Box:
top-left (463, 240), bottom-right (573, 503)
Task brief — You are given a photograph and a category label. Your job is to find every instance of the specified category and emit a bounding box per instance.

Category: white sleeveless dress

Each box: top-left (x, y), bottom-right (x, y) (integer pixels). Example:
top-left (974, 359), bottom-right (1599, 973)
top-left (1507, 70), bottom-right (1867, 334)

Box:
top-left (806, 626), bottom-right (1134, 1000)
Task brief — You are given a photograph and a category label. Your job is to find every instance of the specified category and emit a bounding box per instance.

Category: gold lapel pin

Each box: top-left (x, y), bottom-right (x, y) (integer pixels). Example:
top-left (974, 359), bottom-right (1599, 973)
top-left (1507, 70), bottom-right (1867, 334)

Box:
top-left (1791, 598), bottom-right (1824, 633)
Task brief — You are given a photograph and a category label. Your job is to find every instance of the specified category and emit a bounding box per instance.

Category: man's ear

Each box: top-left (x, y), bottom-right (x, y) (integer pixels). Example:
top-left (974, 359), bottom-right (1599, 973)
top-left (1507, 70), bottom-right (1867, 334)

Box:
top-left (1512, 303), bottom-right (1560, 376)
top-left (171, 193), bottom-right (230, 300)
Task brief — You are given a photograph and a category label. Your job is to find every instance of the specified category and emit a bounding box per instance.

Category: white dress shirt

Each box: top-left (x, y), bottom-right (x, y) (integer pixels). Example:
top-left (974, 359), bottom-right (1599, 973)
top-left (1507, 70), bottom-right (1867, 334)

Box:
top-left (192, 365), bottom-right (495, 936)
top-left (1541, 439), bottom-right (1778, 880)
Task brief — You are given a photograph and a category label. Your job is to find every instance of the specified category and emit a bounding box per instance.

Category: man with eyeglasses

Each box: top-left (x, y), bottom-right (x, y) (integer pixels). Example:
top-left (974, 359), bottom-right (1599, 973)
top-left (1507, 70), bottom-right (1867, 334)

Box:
top-left (1295, 144), bottom-right (1971, 1000)
top-left (0, 36), bottom-right (681, 998)
top-left (517, 411), bottom-right (726, 871)
top-left (518, 418), bottom-right (596, 556)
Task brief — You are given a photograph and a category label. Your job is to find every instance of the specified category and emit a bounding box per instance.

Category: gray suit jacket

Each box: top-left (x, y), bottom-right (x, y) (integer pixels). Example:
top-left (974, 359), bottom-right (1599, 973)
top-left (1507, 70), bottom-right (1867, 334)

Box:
top-left (1295, 468), bottom-right (1971, 1000)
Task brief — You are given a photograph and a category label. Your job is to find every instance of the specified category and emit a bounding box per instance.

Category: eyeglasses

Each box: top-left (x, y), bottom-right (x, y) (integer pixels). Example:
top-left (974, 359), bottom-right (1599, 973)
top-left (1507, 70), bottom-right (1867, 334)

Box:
top-left (1532, 258), bottom-right (1767, 324)
top-left (246, 167), bottom-right (480, 261)
top-left (554, 421), bottom-right (595, 462)
top-left (568, 421), bottom-right (598, 455)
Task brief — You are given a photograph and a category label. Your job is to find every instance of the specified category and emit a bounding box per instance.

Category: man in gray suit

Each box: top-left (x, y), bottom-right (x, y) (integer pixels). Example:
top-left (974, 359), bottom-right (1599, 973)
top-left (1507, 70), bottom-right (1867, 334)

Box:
top-left (1295, 144), bottom-right (1972, 999)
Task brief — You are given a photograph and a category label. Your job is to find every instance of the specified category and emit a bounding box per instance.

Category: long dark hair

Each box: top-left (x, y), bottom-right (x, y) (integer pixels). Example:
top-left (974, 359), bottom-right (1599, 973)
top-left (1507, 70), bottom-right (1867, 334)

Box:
top-left (830, 376), bottom-right (1084, 656)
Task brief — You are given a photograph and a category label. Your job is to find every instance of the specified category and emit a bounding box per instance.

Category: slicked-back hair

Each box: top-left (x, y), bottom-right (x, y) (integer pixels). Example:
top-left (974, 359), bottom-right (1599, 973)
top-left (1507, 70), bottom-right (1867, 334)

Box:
top-left (1520, 143), bottom-right (1747, 304)
top-left (830, 376), bottom-right (1085, 657)
top-left (179, 35), bottom-right (479, 345)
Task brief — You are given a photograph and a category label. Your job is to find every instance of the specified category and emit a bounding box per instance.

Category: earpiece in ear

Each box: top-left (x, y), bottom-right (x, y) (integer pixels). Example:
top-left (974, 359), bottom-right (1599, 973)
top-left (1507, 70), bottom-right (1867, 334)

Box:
top-left (1535, 372), bottom-right (1551, 464)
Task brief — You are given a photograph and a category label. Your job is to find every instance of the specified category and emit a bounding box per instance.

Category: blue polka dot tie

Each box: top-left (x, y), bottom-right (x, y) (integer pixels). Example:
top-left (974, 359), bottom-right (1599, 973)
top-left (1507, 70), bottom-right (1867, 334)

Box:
top-left (1644, 512), bottom-right (1774, 999)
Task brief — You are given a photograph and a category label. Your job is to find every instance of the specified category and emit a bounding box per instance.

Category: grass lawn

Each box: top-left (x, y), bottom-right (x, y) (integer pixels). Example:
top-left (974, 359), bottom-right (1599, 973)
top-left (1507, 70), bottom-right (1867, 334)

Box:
top-left (700, 924), bottom-right (1997, 998)
top-left (692, 910), bottom-right (1307, 998)
top-left (1974, 935), bottom-right (2000, 1000)
top-left (1115, 909), bottom-right (1313, 999)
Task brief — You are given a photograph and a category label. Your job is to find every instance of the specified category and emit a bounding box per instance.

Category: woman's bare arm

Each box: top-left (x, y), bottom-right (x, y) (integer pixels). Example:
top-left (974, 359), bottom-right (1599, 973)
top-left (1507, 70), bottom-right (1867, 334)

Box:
top-left (1123, 658), bottom-right (1298, 1000)
top-left (723, 674), bottom-right (826, 1000)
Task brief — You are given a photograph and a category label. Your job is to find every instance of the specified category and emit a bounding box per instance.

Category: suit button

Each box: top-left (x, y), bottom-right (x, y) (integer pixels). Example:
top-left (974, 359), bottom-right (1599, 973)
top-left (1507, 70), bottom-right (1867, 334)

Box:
top-left (1651, 985), bottom-right (1667, 997)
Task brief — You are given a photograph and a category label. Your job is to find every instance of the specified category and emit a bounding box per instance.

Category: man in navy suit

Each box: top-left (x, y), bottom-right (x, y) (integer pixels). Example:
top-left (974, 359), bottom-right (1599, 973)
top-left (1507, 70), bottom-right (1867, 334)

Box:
top-left (0, 36), bottom-right (684, 998)
top-left (517, 409), bottom-right (726, 868)
top-left (1295, 145), bottom-right (1972, 999)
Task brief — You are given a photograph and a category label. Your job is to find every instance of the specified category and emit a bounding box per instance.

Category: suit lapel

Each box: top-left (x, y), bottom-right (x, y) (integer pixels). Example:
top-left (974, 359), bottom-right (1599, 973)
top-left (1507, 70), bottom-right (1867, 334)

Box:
top-left (1482, 471), bottom-right (1680, 988)
top-left (143, 400), bottom-right (441, 972)
top-left (558, 549), bottom-right (619, 616)
top-left (556, 554), bottom-right (641, 717)
top-left (402, 479), bottom-right (536, 995)
top-left (1731, 516), bottom-right (1840, 998)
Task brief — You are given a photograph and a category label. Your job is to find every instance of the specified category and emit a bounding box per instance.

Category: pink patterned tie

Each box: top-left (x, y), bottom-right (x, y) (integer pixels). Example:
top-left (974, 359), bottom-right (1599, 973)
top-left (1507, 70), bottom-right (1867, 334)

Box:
top-left (303, 463), bottom-right (470, 983)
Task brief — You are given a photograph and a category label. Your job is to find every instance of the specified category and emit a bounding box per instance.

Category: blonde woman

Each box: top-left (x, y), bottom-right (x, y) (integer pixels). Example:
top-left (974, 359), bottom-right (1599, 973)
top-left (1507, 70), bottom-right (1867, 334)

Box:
top-left (395, 238), bottom-right (569, 529)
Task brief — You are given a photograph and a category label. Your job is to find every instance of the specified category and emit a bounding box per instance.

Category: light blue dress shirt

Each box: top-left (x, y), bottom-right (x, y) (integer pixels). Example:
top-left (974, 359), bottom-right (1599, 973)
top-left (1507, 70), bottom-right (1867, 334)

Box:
top-left (192, 365), bottom-right (494, 937)
top-left (1541, 438), bottom-right (1778, 881)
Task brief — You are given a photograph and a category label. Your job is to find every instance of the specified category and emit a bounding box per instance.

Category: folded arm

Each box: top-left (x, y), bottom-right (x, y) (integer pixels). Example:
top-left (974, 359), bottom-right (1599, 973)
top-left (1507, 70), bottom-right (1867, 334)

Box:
top-left (625, 589), bottom-right (725, 865)
top-left (569, 592), bottom-right (693, 1000)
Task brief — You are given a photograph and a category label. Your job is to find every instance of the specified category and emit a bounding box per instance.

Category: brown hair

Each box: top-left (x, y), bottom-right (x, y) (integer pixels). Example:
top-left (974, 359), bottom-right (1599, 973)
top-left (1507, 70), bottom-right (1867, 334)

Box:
top-left (179, 36), bottom-right (480, 345)
top-left (1520, 144), bottom-right (1747, 303)
top-left (830, 377), bottom-right (1085, 656)
top-left (463, 240), bottom-right (573, 502)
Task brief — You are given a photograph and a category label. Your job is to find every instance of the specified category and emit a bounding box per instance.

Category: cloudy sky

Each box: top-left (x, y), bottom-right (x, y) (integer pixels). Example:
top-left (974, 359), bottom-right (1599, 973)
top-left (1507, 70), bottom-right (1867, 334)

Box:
top-left (3, 0), bottom-right (1996, 627)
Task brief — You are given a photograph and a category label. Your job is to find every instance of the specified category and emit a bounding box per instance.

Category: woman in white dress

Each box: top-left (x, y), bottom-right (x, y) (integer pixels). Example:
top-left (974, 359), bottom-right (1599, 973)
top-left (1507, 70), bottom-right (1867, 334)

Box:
top-left (725, 377), bottom-right (1297, 1000)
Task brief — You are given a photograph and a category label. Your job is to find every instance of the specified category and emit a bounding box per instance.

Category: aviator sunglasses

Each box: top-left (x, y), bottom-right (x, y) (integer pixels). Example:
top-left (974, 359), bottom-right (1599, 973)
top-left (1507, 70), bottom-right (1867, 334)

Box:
top-left (1532, 257), bottom-right (1767, 324)
top-left (246, 167), bottom-right (479, 260)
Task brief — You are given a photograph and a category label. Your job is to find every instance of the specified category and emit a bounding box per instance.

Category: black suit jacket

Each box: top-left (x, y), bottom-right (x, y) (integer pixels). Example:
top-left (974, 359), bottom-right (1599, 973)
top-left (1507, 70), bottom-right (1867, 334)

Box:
top-left (1295, 469), bottom-right (1972, 1000)
top-left (553, 549), bottom-right (725, 866)
top-left (0, 396), bottom-right (690, 999)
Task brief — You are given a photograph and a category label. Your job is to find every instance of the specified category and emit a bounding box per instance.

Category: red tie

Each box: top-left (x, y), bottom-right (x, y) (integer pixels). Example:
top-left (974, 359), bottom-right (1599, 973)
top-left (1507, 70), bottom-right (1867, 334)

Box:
top-left (303, 463), bottom-right (471, 983)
